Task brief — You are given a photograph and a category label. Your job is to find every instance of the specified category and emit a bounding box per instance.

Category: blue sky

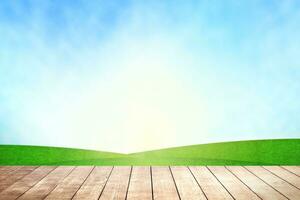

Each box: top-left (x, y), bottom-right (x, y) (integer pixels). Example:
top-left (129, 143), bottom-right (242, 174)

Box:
top-left (0, 0), bottom-right (300, 152)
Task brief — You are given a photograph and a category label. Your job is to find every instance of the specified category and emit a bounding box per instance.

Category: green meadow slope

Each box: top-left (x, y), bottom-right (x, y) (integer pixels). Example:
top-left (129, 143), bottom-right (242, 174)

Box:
top-left (127, 139), bottom-right (300, 165)
top-left (0, 145), bottom-right (124, 165)
top-left (0, 139), bottom-right (299, 165)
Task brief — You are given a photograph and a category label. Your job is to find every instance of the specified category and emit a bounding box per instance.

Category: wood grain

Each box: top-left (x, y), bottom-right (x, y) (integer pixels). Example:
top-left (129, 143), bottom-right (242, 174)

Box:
top-left (72, 166), bottom-right (112, 200)
top-left (18, 166), bottom-right (74, 200)
top-left (0, 167), bottom-right (22, 180)
top-left (246, 166), bottom-right (300, 200)
top-left (0, 166), bottom-right (37, 192)
top-left (227, 166), bottom-right (287, 200)
top-left (1, 166), bottom-right (299, 199)
top-left (170, 166), bottom-right (206, 200)
top-left (152, 166), bottom-right (180, 200)
top-left (127, 166), bottom-right (152, 200)
top-left (45, 166), bottom-right (93, 200)
top-left (0, 166), bottom-right (56, 200)
top-left (189, 166), bottom-right (233, 200)
top-left (99, 166), bottom-right (132, 200)
top-left (281, 166), bottom-right (300, 176)
top-left (0, 167), bottom-right (21, 175)
top-left (264, 166), bottom-right (300, 189)
top-left (208, 166), bottom-right (260, 200)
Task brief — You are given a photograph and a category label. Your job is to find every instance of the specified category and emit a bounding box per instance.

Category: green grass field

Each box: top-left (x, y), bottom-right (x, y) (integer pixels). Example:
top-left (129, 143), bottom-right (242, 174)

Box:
top-left (0, 139), bottom-right (299, 165)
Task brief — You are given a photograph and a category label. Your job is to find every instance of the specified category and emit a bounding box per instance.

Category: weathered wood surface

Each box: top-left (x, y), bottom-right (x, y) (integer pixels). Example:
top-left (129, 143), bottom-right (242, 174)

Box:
top-left (0, 166), bottom-right (299, 199)
top-left (127, 166), bottom-right (152, 200)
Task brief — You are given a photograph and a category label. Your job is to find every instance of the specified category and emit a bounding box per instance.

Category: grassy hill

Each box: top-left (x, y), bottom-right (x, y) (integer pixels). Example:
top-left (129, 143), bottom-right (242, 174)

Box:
top-left (0, 139), bottom-right (299, 165)
top-left (0, 145), bottom-right (124, 165)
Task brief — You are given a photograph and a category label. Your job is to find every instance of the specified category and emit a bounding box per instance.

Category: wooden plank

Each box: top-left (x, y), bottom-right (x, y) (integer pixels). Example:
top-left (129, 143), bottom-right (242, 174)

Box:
top-left (127, 166), bottom-right (152, 200)
top-left (281, 166), bottom-right (300, 176)
top-left (152, 166), bottom-right (180, 200)
top-left (189, 166), bottom-right (233, 200)
top-left (45, 166), bottom-right (93, 200)
top-left (0, 166), bottom-right (20, 171)
top-left (170, 166), bottom-right (206, 200)
top-left (0, 166), bottom-right (22, 179)
top-left (73, 166), bottom-right (113, 200)
top-left (208, 166), bottom-right (260, 200)
top-left (227, 166), bottom-right (287, 200)
top-left (0, 166), bottom-right (56, 200)
top-left (1, 165), bottom-right (298, 199)
top-left (99, 166), bottom-right (131, 200)
top-left (264, 166), bottom-right (300, 189)
top-left (0, 166), bottom-right (20, 174)
top-left (246, 166), bottom-right (300, 200)
top-left (18, 166), bottom-right (74, 200)
top-left (0, 166), bottom-right (37, 192)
